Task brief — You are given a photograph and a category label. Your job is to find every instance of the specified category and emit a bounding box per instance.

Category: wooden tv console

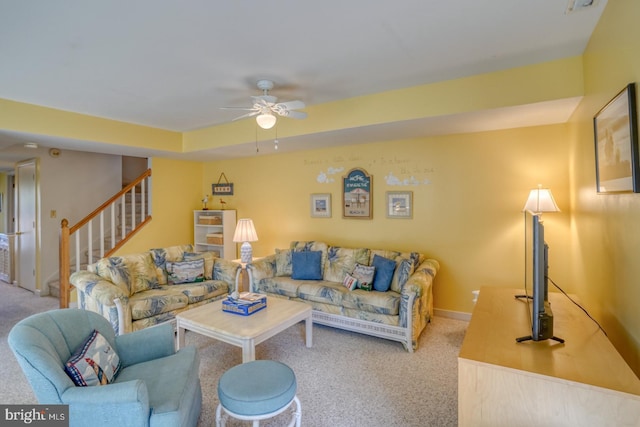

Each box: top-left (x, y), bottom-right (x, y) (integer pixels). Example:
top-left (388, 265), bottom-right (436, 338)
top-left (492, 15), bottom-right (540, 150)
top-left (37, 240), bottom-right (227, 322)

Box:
top-left (458, 286), bottom-right (640, 427)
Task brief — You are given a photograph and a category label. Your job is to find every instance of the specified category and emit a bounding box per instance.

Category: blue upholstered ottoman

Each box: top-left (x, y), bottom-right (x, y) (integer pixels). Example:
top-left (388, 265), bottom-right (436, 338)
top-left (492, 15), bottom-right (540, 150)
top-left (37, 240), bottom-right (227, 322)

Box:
top-left (216, 360), bottom-right (301, 426)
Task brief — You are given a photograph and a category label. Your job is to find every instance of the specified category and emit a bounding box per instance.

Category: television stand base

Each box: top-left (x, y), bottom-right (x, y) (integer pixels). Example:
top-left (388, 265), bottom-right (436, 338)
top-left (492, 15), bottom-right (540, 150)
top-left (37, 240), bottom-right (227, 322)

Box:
top-left (516, 335), bottom-right (565, 344)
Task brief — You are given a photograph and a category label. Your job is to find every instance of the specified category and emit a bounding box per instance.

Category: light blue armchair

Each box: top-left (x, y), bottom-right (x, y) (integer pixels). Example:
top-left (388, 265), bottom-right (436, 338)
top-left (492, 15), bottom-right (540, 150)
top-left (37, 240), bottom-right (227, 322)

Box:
top-left (8, 309), bottom-right (202, 427)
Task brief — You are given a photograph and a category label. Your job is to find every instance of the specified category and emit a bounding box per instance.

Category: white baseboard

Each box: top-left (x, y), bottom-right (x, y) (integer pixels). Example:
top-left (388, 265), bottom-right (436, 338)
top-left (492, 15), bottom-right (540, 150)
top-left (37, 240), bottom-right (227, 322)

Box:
top-left (434, 308), bottom-right (471, 322)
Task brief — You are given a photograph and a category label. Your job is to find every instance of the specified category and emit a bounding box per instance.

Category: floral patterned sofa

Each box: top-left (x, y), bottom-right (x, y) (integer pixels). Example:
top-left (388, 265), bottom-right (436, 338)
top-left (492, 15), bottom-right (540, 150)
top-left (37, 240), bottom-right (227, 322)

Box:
top-left (247, 241), bottom-right (439, 352)
top-left (70, 244), bottom-right (240, 335)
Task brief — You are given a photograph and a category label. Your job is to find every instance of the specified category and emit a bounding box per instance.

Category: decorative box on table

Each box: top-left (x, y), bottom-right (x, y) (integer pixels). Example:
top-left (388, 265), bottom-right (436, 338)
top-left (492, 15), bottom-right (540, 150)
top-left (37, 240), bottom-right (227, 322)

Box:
top-left (222, 295), bottom-right (267, 316)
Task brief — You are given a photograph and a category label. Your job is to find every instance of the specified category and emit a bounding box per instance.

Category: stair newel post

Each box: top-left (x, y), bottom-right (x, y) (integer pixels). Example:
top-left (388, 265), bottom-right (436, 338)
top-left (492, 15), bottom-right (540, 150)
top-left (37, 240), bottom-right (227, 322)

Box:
top-left (59, 218), bottom-right (70, 309)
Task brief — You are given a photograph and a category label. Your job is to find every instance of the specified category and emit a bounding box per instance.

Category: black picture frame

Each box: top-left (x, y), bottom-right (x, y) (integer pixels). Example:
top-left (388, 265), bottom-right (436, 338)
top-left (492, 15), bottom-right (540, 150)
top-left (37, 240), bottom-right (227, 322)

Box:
top-left (593, 83), bottom-right (640, 193)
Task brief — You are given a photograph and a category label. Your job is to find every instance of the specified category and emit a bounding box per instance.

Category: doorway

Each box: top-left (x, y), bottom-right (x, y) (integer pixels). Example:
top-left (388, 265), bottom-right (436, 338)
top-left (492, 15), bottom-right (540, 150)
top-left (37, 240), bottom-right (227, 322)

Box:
top-left (16, 159), bottom-right (39, 294)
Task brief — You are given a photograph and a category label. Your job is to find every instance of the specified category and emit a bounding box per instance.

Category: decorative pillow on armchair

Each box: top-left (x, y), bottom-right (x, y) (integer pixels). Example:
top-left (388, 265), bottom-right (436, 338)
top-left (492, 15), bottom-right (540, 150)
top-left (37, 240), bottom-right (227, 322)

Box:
top-left (65, 330), bottom-right (121, 387)
top-left (291, 251), bottom-right (323, 280)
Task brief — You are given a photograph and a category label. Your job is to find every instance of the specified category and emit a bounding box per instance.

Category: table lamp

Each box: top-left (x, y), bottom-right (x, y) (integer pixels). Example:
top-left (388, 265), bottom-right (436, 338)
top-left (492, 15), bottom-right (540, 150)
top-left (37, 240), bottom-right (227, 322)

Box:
top-left (233, 219), bottom-right (258, 263)
top-left (522, 184), bottom-right (560, 215)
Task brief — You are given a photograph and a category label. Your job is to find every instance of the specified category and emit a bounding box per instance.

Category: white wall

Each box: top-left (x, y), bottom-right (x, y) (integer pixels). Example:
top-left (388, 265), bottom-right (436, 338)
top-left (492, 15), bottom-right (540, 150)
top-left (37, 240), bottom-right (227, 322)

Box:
top-left (37, 147), bottom-right (122, 289)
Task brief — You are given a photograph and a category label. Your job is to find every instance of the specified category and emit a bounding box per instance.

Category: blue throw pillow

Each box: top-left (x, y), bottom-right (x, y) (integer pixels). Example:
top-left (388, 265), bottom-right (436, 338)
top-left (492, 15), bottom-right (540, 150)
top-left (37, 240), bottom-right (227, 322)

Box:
top-left (291, 251), bottom-right (323, 280)
top-left (372, 254), bottom-right (396, 292)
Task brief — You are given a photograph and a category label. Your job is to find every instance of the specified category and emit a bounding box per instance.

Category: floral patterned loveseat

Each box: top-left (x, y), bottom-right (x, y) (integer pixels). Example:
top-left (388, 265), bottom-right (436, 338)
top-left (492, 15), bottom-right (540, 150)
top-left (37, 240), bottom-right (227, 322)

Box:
top-left (247, 241), bottom-right (439, 352)
top-left (70, 244), bottom-right (240, 335)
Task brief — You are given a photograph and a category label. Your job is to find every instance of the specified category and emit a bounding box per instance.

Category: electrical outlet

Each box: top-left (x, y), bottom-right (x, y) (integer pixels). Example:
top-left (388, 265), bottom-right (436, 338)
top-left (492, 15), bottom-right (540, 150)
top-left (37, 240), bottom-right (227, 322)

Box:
top-left (50, 210), bottom-right (56, 218)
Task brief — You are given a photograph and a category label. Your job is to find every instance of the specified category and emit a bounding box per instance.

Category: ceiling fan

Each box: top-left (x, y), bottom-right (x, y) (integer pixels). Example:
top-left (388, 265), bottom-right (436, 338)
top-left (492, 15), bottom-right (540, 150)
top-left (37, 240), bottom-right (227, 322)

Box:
top-left (222, 79), bottom-right (307, 129)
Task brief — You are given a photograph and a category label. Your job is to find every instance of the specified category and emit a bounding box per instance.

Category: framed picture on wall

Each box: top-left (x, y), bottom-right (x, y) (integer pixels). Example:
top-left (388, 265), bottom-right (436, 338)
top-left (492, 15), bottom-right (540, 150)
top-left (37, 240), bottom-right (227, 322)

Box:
top-left (386, 191), bottom-right (412, 218)
top-left (593, 83), bottom-right (640, 193)
top-left (310, 193), bottom-right (331, 218)
top-left (342, 168), bottom-right (372, 219)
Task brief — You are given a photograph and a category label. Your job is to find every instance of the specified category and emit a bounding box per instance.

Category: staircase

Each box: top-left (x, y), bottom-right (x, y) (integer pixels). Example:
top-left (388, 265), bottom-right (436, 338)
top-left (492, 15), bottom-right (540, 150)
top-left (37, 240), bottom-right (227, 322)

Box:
top-left (57, 169), bottom-right (152, 308)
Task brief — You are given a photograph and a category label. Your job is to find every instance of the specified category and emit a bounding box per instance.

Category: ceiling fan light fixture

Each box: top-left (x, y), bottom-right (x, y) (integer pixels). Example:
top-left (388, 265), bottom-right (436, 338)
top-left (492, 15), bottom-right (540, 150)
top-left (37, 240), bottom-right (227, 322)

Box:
top-left (256, 112), bottom-right (277, 129)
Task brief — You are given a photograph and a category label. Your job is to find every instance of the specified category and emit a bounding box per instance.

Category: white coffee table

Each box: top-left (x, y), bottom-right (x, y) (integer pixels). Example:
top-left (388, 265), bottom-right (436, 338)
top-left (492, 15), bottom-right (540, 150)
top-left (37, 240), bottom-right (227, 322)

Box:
top-left (176, 296), bottom-right (312, 363)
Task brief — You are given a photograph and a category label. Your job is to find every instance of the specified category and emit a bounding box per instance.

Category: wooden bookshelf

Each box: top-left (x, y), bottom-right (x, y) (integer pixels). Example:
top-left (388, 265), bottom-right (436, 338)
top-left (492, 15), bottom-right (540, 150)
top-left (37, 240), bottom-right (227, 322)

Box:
top-left (458, 286), bottom-right (640, 427)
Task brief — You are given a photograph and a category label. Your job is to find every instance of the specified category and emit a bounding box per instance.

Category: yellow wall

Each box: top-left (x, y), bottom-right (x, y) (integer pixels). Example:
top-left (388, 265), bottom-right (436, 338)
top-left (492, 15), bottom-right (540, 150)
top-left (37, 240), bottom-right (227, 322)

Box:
top-left (115, 157), bottom-right (204, 254)
top-left (0, 98), bottom-right (182, 152)
top-left (203, 124), bottom-right (570, 315)
top-left (568, 0), bottom-right (640, 374)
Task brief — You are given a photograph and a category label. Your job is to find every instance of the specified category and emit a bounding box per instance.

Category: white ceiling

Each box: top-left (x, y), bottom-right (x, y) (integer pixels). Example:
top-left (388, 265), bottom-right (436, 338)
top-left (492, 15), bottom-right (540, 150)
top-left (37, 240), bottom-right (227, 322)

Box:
top-left (0, 0), bottom-right (606, 164)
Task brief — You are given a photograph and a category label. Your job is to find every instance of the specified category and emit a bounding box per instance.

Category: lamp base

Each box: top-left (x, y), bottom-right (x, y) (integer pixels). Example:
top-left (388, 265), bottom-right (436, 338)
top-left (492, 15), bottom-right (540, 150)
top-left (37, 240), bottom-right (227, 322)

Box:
top-left (240, 242), bottom-right (253, 264)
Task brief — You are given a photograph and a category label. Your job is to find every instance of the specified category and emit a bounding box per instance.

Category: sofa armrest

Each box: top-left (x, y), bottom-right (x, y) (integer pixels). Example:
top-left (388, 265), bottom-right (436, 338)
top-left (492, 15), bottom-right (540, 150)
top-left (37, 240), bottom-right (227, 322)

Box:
top-left (213, 258), bottom-right (241, 293)
top-left (70, 271), bottom-right (128, 306)
top-left (246, 255), bottom-right (277, 291)
top-left (70, 271), bottom-right (132, 335)
top-left (115, 322), bottom-right (175, 367)
top-left (401, 258), bottom-right (439, 350)
top-left (62, 379), bottom-right (150, 425)
top-left (402, 259), bottom-right (439, 298)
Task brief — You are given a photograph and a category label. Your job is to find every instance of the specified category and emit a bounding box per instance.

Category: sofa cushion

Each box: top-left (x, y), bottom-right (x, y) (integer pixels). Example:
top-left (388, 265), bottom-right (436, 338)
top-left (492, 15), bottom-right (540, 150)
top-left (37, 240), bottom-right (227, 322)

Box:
top-left (65, 329), bottom-right (121, 386)
top-left (255, 277), bottom-right (302, 298)
top-left (342, 289), bottom-right (401, 316)
top-left (129, 288), bottom-right (189, 320)
top-left (166, 259), bottom-right (205, 284)
top-left (275, 249), bottom-right (293, 277)
top-left (323, 246), bottom-right (370, 283)
top-left (372, 255), bottom-right (396, 292)
top-left (173, 280), bottom-right (229, 304)
top-left (291, 251), bottom-right (323, 280)
top-left (390, 258), bottom-right (415, 293)
top-left (150, 244), bottom-right (193, 285)
top-left (297, 281), bottom-right (346, 305)
top-left (183, 252), bottom-right (215, 279)
top-left (92, 253), bottom-right (160, 296)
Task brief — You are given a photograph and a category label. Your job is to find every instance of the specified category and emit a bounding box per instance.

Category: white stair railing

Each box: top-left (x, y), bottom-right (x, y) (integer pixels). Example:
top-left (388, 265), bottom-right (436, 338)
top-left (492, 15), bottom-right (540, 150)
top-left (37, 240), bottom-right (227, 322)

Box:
top-left (59, 169), bottom-right (152, 308)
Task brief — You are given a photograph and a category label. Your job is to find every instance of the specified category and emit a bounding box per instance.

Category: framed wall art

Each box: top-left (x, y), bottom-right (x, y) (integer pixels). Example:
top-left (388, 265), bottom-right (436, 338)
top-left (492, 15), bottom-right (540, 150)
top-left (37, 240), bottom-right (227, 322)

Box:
top-left (342, 168), bottom-right (372, 219)
top-left (310, 193), bottom-right (331, 218)
top-left (386, 191), bottom-right (412, 218)
top-left (593, 83), bottom-right (640, 193)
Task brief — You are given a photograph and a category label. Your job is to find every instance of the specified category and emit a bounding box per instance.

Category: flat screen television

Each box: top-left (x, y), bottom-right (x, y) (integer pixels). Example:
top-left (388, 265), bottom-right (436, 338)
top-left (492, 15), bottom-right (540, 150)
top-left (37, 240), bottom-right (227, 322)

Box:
top-left (516, 210), bottom-right (564, 343)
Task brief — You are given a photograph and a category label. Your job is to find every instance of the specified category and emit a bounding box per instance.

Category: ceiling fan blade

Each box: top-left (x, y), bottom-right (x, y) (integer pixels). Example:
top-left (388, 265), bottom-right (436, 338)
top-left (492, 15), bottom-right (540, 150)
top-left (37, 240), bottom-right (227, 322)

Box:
top-left (276, 100), bottom-right (305, 110)
top-left (231, 111), bottom-right (260, 121)
top-left (220, 106), bottom-right (257, 111)
top-left (282, 110), bottom-right (308, 120)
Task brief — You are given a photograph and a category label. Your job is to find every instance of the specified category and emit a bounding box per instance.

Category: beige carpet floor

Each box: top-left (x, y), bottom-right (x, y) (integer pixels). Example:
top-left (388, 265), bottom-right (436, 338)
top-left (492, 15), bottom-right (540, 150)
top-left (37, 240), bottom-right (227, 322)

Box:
top-left (0, 282), bottom-right (468, 426)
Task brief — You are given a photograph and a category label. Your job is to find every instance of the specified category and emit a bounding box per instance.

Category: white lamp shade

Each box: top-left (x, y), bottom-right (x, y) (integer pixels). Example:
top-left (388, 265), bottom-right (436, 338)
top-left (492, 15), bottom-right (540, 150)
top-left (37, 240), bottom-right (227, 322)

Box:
top-left (256, 113), bottom-right (277, 129)
top-left (522, 186), bottom-right (560, 213)
top-left (233, 219), bottom-right (258, 243)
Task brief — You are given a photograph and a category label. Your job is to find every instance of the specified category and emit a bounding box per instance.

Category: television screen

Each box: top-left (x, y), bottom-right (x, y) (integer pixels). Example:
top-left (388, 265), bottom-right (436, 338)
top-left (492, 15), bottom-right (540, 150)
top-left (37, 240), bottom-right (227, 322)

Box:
top-left (517, 210), bottom-right (564, 343)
